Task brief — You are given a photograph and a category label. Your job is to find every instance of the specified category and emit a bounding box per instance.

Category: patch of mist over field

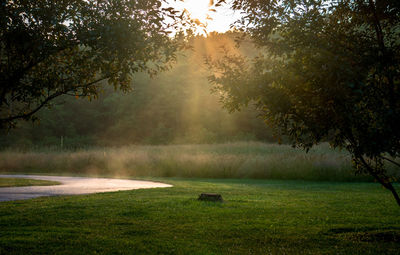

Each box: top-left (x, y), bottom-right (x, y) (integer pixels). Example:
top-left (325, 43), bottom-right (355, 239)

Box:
top-left (0, 142), bottom-right (382, 182)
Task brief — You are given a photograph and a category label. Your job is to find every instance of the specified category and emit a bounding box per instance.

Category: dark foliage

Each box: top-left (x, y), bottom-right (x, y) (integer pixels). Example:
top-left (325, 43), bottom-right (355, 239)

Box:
top-left (208, 0), bottom-right (400, 205)
top-left (0, 0), bottom-right (183, 129)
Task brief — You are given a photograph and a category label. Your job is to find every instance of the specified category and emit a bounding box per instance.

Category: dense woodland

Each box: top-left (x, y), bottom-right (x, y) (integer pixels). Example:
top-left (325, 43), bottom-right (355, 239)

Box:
top-left (0, 33), bottom-right (275, 148)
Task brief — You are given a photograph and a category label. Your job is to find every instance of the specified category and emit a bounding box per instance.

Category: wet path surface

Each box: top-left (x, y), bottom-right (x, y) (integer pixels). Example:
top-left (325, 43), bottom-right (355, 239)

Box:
top-left (0, 175), bottom-right (172, 202)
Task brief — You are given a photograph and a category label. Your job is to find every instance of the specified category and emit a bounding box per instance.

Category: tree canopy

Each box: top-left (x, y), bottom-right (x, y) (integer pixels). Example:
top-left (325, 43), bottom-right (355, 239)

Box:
top-left (209, 0), bottom-right (400, 205)
top-left (0, 0), bottom-right (183, 129)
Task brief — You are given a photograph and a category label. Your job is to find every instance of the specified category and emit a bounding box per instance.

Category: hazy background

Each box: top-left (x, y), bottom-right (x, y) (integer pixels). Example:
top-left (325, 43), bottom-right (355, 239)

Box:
top-left (1, 32), bottom-right (398, 183)
top-left (0, 32), bottom-right (275, 149)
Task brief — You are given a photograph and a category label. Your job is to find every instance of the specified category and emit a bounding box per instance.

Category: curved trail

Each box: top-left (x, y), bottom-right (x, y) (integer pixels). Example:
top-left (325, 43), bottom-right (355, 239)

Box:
top-left (0, 175), bottom-right (172, 202)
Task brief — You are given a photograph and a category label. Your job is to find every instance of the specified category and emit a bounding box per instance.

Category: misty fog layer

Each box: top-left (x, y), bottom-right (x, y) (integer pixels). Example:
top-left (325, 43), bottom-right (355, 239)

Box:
top-left (0, 33), bottom-right (274, 148)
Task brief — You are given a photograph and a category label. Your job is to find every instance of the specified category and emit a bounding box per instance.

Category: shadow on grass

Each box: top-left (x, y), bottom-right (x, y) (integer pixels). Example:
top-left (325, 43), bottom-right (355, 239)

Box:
top-left (329, 227), bottom-right (400, 243)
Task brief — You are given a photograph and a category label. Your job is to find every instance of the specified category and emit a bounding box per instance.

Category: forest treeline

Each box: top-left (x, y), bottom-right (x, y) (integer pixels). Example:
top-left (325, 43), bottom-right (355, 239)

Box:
top-left (0, 33), bottom-right (277, 148)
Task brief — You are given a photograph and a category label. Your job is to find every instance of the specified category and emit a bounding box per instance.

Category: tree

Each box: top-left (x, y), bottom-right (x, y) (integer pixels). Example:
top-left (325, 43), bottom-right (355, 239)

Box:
top-left (0, 0), bottom-right (184, 129)
top-left (208, 0), bottom-right (400, 205)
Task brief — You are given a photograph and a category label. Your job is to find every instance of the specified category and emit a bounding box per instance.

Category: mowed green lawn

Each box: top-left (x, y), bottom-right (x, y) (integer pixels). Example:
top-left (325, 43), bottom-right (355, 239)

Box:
top-left (0, 178), bottom-right (399, 254)
top-left (0, 178), bottom-right (60, 187)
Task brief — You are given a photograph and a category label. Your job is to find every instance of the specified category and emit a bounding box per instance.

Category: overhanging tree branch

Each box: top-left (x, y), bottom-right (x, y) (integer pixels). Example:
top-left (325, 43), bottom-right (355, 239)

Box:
top-left (357, 154), bottom-right (400, 207)
top-left (0, 91), bottom-right (64, 124)
top-left (0, 72), bottom-right (118, 125)
top-left (382, 156), bottom-right (400, 169)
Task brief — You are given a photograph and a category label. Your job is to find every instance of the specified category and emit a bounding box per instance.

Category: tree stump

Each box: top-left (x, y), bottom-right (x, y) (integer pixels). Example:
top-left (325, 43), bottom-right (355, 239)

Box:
top-left (198, 193), bottom-right (223, 202)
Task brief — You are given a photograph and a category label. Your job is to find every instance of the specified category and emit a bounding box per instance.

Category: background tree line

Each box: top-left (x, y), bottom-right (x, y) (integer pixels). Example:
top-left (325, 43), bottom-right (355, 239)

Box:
top-left (0, 33), bottom-right (276, 148)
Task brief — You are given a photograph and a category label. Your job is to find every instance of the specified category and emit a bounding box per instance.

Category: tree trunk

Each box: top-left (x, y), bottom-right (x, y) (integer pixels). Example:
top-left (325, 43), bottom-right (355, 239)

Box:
top-left (358, 155), bottom-right (400, 207)
top-left (385, 183), bottom-right (400, 207)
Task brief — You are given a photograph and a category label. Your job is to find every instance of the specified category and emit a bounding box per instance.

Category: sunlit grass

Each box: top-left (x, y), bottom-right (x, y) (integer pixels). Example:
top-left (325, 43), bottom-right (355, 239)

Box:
top-left (0, 142), bottom-right (375, 182)
top-left (0, 178), bottom-right (399, 254)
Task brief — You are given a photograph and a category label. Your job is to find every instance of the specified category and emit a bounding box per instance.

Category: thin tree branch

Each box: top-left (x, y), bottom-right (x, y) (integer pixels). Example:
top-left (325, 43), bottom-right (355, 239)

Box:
top-left (0, 91), bottom-right (64, 123)
top-left (368, 0), bottom-right (386, 55)
top-left (382, 156), bottom-right (400, 169)
top-left (0, 71), bottom-right (118, 125)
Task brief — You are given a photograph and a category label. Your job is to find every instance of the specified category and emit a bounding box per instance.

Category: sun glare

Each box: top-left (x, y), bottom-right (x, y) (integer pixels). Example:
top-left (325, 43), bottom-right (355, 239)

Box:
top-left (184, 0), bottom-right (211, 26)
top-left (167, 0), bottom-right (241, 35)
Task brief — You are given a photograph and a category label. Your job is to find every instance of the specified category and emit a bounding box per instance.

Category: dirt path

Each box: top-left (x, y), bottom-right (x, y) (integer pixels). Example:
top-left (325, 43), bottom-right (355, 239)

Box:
top-left (0, 174), bottom-right (172, 202)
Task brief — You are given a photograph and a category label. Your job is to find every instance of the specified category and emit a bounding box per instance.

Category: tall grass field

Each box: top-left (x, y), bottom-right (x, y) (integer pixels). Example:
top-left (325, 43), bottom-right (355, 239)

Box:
top-left (0, 142), bottom-right (377, 182)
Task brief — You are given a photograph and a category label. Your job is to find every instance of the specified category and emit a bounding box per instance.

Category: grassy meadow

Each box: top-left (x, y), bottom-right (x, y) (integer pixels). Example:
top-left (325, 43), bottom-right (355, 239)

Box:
top-left (1, 142), bottom-right (399, 254)
top-left (1, 178), bottom-right (399, 254)
top-left (0, 142), bottom-right (377, 182)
